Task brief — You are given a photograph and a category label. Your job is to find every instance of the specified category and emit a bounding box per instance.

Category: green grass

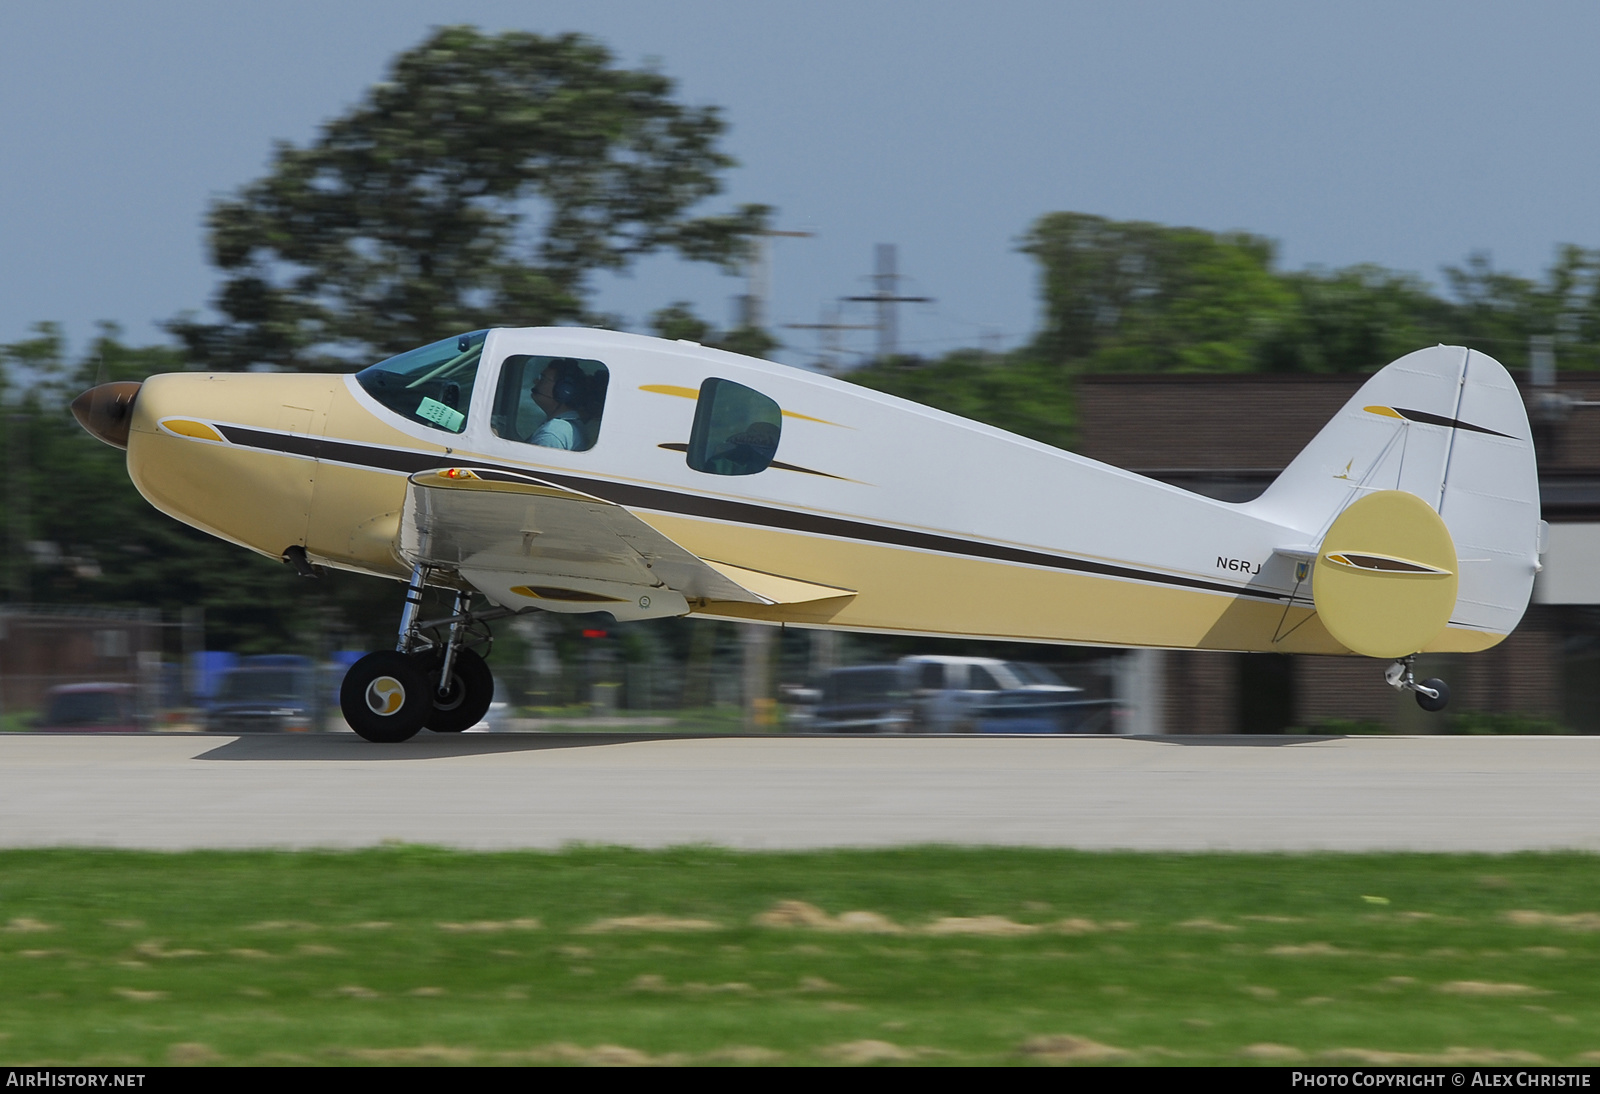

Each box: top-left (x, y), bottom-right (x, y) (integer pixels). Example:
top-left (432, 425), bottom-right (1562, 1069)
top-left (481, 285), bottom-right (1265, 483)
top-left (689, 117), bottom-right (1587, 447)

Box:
top-left (2, 847), bottom-right (1599, 1065)
top-left (0, 710), bottom-right (39, 733)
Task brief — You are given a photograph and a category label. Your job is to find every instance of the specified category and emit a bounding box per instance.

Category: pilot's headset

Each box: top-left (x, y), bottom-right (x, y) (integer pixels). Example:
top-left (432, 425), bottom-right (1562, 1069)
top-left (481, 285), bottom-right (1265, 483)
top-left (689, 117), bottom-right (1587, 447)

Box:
top-left (546, 359), bottom-right (586, 407)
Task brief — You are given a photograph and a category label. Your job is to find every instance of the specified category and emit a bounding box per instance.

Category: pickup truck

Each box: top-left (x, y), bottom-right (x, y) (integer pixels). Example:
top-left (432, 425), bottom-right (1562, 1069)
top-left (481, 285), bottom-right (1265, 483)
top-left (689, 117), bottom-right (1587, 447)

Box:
top-left (899, 656), bottom-right (1112, 733)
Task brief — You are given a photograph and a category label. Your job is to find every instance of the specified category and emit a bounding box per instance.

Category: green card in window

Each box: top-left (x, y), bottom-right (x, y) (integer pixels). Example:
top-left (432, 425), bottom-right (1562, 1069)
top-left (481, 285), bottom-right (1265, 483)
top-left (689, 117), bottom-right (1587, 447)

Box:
top-left (416, 396), bottom-right (465, 432)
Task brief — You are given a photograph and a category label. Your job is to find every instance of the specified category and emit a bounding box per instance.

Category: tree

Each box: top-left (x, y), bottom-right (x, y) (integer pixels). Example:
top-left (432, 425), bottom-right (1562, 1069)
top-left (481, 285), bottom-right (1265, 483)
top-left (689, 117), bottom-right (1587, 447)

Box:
top-left (860, 213), bottom-right (1600, 453)
top-left (1021, 212), bottom-right (1297, 373)
top-left (1442, 247), bottom-right (1600, 372)
top-left (648, 300), bottom-right (779, 359)
top-left (1257, 264), bottom-right (1457, 373)
top-left (849, 349), bottom-right (1077, 450)
top-left (0, 326), bottom-right (418, 653)
top-left (1019, 212), bottom-right (1600, 380)
top-left (174, 26), bottom-right (768, 372)
top-left (648, 301), bottom-right (713, 344)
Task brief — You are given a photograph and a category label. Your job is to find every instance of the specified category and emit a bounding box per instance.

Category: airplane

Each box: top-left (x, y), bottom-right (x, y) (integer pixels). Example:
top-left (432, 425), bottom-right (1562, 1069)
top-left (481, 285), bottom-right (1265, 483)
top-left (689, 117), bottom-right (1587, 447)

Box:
top-left (71, 331), bottom-right (1543, 742)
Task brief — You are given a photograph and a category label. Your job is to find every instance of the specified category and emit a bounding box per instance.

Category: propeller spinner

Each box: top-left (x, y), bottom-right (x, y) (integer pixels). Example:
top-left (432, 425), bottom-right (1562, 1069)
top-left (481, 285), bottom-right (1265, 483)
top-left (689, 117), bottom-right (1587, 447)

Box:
top-left (70, 382), bottom-right (142, 450)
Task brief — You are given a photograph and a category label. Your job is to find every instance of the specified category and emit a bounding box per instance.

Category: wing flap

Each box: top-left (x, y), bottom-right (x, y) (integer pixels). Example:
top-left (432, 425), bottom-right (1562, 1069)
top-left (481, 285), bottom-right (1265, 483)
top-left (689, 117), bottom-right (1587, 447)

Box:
top-left (703, 560), bottom-right (856, 605)
top-left (399, 467), bottom-right (809, 617)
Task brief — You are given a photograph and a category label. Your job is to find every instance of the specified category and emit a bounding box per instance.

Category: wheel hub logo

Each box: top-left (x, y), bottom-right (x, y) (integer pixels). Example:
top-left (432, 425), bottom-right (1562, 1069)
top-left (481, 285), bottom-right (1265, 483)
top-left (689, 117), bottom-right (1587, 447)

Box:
top-left (366, 676), bottom-right (405, 716)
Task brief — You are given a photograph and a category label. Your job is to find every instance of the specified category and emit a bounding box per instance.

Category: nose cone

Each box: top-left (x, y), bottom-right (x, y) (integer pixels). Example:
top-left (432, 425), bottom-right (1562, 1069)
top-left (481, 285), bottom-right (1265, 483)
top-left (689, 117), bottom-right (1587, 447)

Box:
top-left (70, 382), bottom-right (143, 449)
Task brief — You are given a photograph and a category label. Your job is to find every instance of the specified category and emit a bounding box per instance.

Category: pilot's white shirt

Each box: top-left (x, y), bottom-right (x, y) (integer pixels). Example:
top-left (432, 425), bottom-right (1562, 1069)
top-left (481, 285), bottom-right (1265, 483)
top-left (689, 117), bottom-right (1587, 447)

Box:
top-left (530, 412), bottom-right (583, 450)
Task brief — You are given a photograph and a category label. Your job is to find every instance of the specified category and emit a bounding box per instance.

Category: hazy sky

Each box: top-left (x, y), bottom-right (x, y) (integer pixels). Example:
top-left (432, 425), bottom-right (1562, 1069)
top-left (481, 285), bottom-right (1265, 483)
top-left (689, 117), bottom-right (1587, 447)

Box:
top-left (4, 1), bottom-right (1599, 368)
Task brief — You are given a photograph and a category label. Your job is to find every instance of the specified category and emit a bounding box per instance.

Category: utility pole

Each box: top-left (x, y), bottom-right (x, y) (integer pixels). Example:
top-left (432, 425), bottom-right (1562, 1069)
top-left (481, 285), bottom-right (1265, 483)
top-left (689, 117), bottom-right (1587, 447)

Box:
top-left (6, 412), bottom-right (28, 605)
top-left (739, 228), bottom-right (814, 331)
top-left (783, 304), bottom-right (876, 372)
top-left (1528, 334), bottom-right (1600, 464)
top-left (741, 623), bottom-right (776, 731)
top-left (843, 244), bottom-right (931, 361)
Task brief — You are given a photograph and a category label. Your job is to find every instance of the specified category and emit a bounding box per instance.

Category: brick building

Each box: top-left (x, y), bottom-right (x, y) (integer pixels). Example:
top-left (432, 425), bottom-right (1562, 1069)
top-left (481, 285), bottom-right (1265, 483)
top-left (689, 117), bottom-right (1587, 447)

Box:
top-left (0, 605), bottom-right (161, 715)
top-left (1078, 371), bottom-right (1600, 733)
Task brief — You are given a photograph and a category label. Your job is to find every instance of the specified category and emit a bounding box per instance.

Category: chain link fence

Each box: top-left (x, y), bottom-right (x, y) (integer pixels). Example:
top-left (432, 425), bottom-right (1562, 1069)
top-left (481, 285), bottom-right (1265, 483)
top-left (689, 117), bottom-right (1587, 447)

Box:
top-left (0, 605), bottom-right (1128, 734)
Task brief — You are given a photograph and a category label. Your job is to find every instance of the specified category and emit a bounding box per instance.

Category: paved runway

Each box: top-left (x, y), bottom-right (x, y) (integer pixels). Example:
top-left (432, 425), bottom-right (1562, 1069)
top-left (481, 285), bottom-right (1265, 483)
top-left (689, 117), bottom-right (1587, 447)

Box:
top-left (2, 732), bottom-right (1598, 853)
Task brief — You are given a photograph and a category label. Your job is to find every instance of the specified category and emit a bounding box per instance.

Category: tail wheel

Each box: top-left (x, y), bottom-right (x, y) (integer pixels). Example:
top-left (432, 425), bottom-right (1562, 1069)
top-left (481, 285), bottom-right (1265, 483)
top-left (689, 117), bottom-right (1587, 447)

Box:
top-left (417, 647), bottom-right (495, 733)
top-left (1415, 678), bottom-right (1450, 713)
top-left (340, 651), bottom-right (431, 742)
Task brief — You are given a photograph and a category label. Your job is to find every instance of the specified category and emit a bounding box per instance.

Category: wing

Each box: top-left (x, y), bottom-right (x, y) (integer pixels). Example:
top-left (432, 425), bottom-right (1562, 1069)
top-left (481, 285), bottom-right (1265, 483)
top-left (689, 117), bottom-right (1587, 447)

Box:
top-left (398, 467), bottom-right (853, 620)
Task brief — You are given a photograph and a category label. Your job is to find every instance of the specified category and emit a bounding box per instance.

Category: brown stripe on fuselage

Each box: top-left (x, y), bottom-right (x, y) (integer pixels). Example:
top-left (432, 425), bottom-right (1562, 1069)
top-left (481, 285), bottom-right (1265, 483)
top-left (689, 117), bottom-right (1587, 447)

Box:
top-left (214, 424), bottom-right (1297, 605)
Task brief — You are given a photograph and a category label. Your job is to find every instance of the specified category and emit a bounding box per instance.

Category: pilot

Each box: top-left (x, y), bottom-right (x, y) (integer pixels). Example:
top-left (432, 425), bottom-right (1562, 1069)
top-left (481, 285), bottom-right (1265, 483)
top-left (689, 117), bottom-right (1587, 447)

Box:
top-left (529, 359), bottom-right (588, 449)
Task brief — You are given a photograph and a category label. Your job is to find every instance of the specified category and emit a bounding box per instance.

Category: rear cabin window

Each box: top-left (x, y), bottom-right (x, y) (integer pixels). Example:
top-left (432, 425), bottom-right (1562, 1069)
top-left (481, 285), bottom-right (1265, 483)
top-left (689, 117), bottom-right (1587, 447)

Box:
top-left (686, 378), bottom-right (781, 476)
top-left (491, 355), bottom-right (609, 452)
top-left (969, 666), bottom-right (1003, 692)
top-left (354, 330), bottom-right (487, 434)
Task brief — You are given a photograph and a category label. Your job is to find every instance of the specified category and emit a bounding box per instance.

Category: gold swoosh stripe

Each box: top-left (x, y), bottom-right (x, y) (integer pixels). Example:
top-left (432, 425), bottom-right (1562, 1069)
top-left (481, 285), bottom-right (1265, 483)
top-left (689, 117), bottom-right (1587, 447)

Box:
top-left (639, 384), bottom-right (846, 426)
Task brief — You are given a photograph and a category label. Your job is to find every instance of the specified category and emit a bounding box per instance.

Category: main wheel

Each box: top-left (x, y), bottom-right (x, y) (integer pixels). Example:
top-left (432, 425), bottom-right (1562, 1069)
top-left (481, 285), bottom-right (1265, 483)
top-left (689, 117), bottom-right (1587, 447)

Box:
top-left (416, 647), bottom-right (495, 733)
top-left (1415, 678), bottom-right (1450, 713)
top-left (340, 651), bottom-right (431, 742)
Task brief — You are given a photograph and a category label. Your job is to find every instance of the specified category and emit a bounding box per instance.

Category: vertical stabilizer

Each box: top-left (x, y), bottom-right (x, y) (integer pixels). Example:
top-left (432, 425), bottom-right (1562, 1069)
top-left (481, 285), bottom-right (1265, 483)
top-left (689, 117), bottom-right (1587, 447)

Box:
top-left (1244, 346), bottom-right (1540, 642)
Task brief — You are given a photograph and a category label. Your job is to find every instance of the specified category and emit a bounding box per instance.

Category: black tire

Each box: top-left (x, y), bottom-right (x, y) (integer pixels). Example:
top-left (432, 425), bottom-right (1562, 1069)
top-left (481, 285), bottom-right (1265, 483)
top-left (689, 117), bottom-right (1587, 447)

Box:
top-left (340, 651), bottom-right (430, 742)
top-left (1415, 678), bottom-right (1450, 713)
top-left (416, 647), bottom-right (495, 733)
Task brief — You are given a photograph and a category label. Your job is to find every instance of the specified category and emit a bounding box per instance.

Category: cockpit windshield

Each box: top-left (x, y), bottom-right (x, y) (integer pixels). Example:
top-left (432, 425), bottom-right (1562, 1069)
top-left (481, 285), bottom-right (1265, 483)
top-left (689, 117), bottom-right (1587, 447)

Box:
top-left (354, 330), bottom-right (488, 434)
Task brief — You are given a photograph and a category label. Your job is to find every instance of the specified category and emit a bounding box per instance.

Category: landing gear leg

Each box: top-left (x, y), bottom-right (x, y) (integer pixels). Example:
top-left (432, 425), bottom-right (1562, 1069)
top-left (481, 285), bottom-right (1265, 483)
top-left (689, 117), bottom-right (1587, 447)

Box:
top-left (339, 563), bottom-right (436, 743)
top-left (395, 563), bottom-right (431, 655)
top-left (339, 566), bottom-right (501, 741)
top-left (1385, 656), bottom-right (1450, 713)
top-left (420, 589), bottom-right (495, 733)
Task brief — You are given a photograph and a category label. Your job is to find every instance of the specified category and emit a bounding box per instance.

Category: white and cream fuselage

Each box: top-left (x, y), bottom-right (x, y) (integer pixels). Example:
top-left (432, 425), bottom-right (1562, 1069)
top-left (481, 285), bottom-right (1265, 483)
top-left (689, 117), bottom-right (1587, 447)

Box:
top-left (118, 329), bottom-right (1542, 657)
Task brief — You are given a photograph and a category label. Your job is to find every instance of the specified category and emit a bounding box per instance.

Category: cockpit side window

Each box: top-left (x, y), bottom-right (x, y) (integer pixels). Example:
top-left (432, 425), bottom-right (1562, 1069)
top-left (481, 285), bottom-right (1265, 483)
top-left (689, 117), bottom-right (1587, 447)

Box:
top-left (354, 330), bottom-right (488, 434)
top-left (686, 378), bottom-right (781, 476)
top-left (490, 355), bottom-right (609, 452)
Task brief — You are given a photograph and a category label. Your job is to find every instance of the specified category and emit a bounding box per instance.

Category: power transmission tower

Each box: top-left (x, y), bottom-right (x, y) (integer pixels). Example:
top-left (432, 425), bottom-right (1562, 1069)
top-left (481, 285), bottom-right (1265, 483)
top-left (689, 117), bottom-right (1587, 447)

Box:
top-left (842, 244), bottom-right (931, 360)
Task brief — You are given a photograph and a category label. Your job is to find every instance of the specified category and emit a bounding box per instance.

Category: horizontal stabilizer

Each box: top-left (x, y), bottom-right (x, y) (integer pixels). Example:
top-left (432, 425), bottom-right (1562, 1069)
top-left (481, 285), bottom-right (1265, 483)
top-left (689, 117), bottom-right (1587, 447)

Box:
top-left (1312, 490), bottom-right (1458, 657)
